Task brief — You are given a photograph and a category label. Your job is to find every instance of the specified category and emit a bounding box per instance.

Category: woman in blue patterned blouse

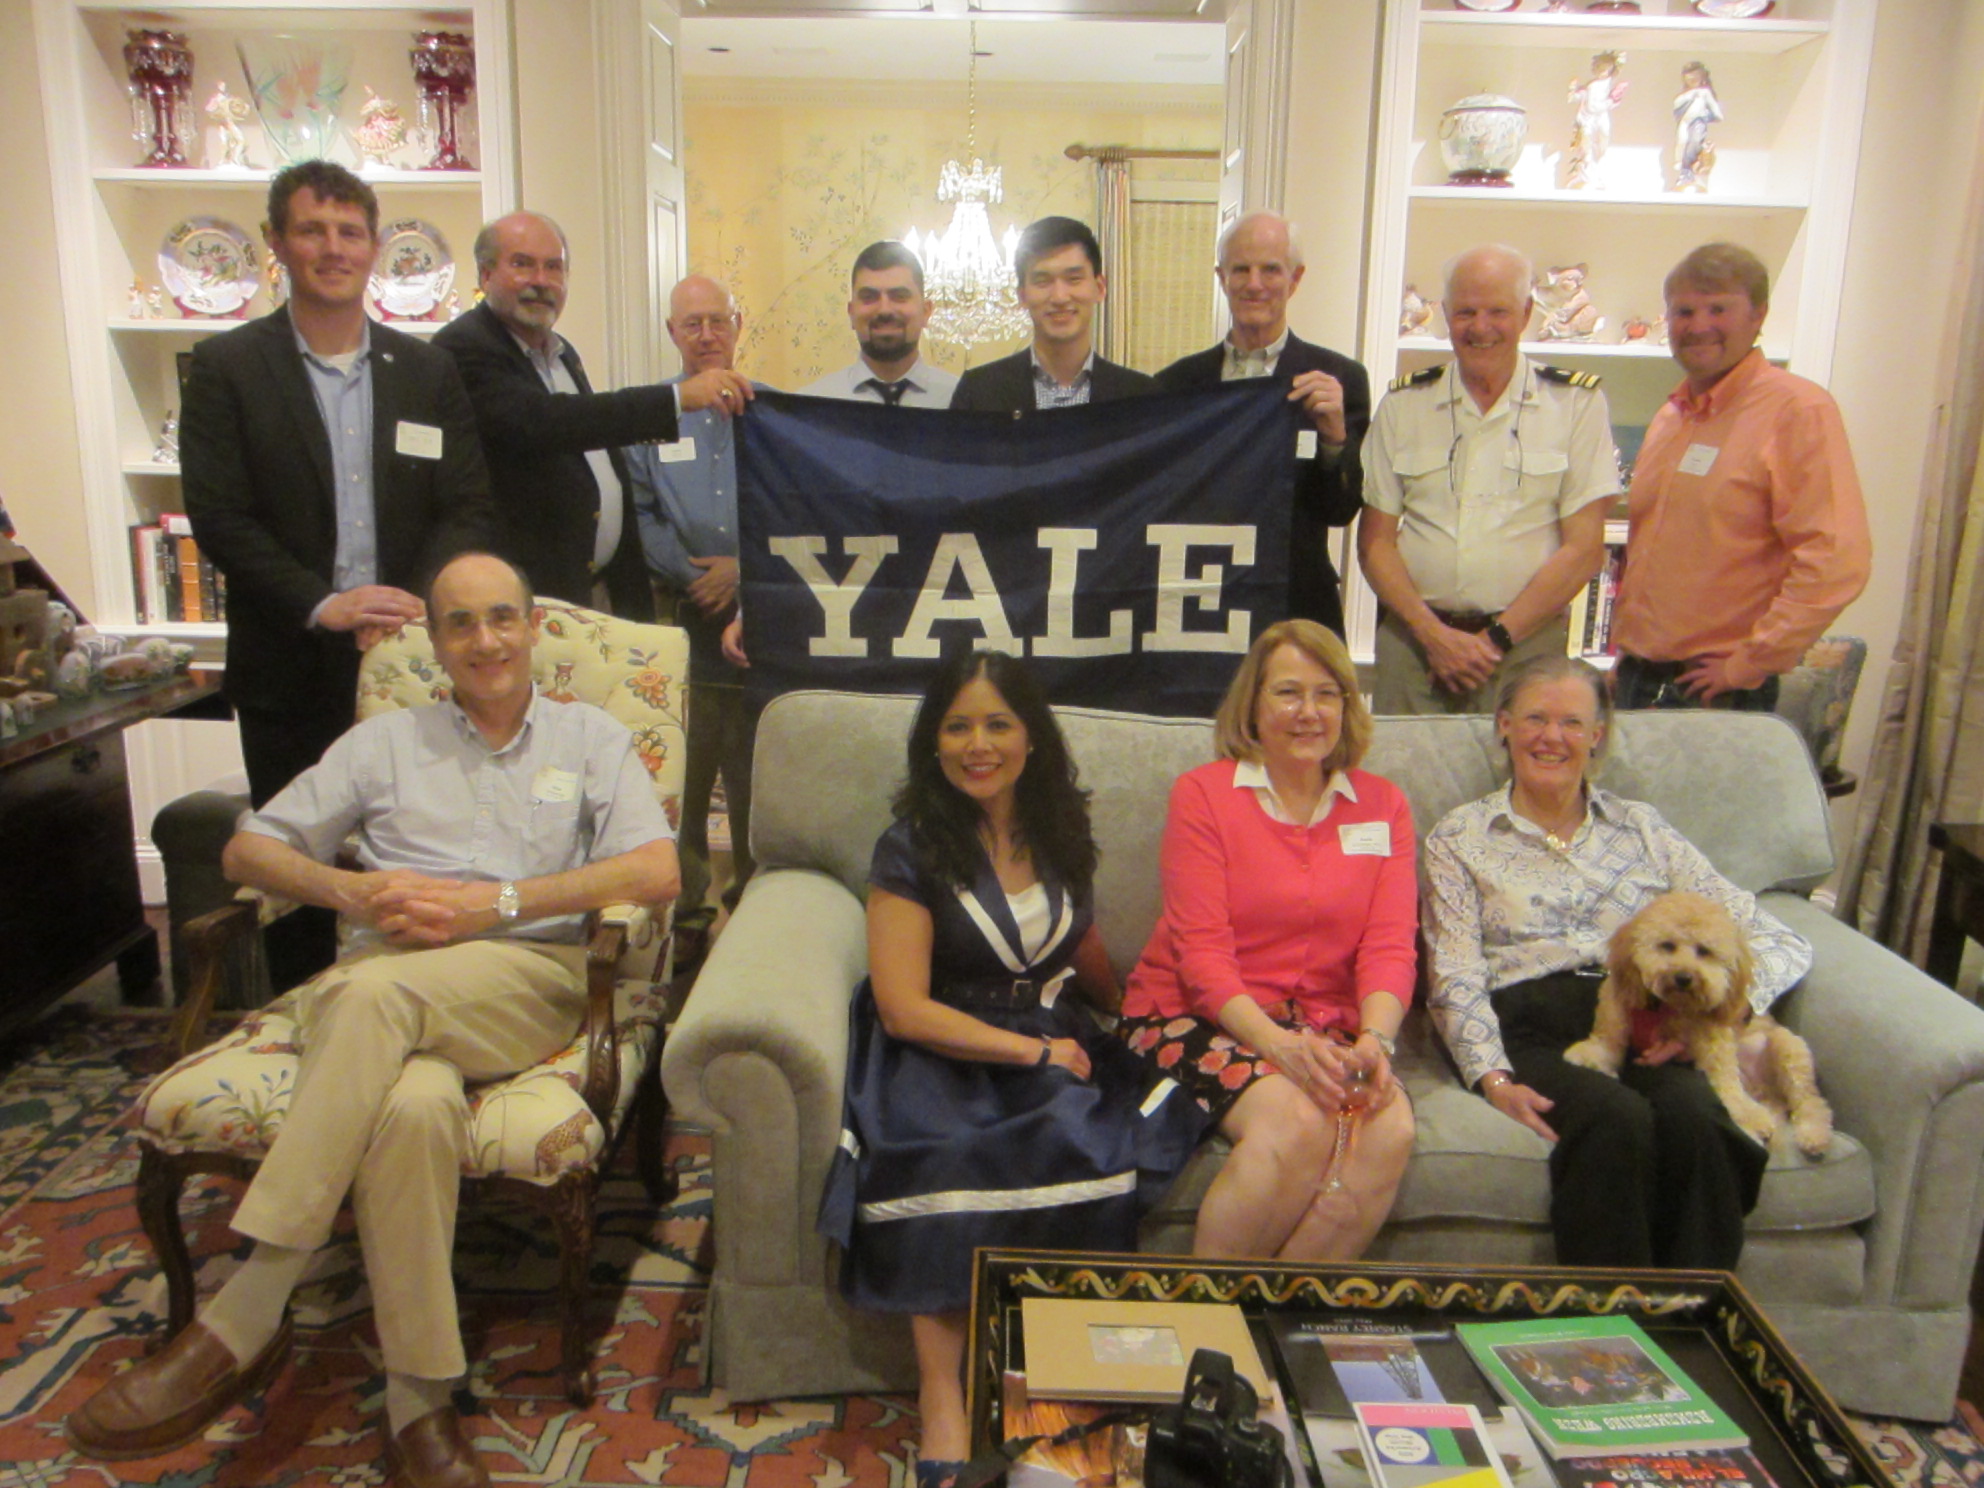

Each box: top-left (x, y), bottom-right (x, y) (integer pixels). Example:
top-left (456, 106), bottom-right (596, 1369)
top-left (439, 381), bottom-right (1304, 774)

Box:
top-left (1422, 654), bottom-right (1811, 1269)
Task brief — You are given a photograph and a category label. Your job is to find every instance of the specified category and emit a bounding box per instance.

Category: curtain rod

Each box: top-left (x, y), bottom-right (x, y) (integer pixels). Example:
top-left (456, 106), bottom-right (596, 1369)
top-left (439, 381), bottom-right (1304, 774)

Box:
top-left (1064, 144), bottom-right (1221, 162)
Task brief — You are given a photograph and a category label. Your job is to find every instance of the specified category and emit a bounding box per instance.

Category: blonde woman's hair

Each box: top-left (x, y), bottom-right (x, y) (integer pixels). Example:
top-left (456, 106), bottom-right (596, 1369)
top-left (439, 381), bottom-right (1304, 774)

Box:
top-left (1213, 619), bottom-right (1372, 771)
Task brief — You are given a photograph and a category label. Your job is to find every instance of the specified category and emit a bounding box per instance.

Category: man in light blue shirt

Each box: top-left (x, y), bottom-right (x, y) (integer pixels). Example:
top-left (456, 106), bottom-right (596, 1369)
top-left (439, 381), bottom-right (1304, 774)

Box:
top-left (800, 241), bottom-right (959, 409)
top-left (629, 274), bottom-right (760, 937)
top-left (67, 552), bottom-right (676, 1487)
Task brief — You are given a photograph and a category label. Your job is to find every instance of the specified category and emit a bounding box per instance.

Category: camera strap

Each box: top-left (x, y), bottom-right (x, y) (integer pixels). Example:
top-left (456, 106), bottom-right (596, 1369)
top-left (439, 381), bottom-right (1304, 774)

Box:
top-left (950, 1407), bottom-right (1148, 1488)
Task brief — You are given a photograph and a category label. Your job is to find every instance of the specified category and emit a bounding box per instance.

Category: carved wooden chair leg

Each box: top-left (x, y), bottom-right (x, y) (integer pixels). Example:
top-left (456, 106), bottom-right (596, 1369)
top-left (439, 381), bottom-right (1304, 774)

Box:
top-left (549, 1172), bottom-right (599, 1406)
top-left (634, 1057), bottom-right (677, 1205)
top-left (135, 1146), bottom-right (198, 1341)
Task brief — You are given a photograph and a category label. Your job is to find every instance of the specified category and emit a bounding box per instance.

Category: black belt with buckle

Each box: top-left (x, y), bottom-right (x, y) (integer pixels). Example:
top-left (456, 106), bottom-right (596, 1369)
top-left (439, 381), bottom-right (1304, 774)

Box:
top-left (947, 977), bottom-right (1049, 1011)
top-left (1428, 607), bottom-right (1496, 634)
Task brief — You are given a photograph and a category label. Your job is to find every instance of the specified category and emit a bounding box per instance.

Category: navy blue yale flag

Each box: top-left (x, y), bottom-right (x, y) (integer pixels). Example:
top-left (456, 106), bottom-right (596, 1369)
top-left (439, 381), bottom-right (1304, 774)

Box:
top-left (738, 383), bottom-right (1295, 717)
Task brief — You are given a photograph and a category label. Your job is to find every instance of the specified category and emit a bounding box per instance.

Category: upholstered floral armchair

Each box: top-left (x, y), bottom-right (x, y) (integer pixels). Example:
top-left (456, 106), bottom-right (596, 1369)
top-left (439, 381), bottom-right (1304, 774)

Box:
top-left (134, 599), bottom-right (690, 1405)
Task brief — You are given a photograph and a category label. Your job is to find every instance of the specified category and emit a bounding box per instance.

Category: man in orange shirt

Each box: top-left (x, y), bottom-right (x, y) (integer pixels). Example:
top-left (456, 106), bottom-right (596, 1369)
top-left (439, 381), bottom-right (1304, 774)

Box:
top-left (1611, 243), bottom-right (1870, 709)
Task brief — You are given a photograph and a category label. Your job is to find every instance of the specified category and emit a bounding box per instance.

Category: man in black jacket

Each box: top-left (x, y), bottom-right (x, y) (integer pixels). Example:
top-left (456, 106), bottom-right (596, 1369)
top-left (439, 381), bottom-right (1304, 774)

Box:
top-left (435, 211), bottom-right (749, 615)
top-left (183, 159), bottom-right (496, 983)
top-left (950, 216), bottom-right (1153, 413)
top-left (1155, 211), bottom-right (1371, 638)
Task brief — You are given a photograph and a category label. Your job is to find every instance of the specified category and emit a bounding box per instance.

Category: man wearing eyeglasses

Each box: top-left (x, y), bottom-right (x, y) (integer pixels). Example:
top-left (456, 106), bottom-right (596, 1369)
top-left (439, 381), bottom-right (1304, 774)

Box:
top-left (436, 211), bottom-right (750, 617)
top-left (1358, 243), bottom-right (1620, 714)
top-left (67, 550), bottom-right (678, 1488)
top-left (627, 275), bottom-right (761, 944)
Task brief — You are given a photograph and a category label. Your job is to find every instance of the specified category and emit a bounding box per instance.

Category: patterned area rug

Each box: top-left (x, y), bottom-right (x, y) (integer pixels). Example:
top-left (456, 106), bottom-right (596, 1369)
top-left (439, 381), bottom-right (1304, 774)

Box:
top-left (0, 1006), bottom-right (1977, 1488)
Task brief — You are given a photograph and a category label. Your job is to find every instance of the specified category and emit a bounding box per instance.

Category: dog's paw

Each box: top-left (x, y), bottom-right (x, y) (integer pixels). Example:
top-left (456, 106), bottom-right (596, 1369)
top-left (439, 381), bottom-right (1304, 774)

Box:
top-left (1790, 1109), bottom-right (1834, 1159)
top-left (1731, 1098), bottom-right (1780, 1148)
top-left (1563, 1038), bottom-right (1618, 1076)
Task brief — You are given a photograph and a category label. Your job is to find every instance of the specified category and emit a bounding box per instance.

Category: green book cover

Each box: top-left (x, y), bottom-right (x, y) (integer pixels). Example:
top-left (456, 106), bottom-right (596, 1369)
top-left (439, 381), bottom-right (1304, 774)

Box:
top-left (1454, 1317), bottom-right (1746, 1460)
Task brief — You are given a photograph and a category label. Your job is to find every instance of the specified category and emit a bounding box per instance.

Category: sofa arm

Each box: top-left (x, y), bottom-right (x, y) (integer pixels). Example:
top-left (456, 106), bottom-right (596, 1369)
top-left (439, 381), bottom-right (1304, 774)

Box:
top-left (661, 867), bottom-right (868, 1290)
top-left (1763, 893), bottom-right (1984, 1312)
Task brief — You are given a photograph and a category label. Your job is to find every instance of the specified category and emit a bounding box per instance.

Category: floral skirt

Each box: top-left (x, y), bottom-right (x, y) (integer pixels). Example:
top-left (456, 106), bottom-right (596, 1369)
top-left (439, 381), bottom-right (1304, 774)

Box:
top-left (1118, 1003), bottom-right (1354, 1122)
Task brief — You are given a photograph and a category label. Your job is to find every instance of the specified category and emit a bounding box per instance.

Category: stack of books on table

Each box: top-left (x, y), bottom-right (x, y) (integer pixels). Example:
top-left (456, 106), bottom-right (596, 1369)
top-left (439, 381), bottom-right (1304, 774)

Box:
top-left (1267, 1312), bottom-right (1775, 1488)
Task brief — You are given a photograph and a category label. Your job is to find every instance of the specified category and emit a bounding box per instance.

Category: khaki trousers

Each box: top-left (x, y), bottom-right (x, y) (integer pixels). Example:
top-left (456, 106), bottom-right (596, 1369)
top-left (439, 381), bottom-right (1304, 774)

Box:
top-left (230, 938), bottom-right (588, 1379)
top-left (1372, 611), bottom-right (1573, 715)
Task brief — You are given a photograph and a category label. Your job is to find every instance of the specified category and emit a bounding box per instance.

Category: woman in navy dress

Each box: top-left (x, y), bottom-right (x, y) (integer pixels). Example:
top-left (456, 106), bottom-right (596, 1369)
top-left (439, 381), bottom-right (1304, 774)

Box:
top-left (819, 650), bottom-right (1209, 1487)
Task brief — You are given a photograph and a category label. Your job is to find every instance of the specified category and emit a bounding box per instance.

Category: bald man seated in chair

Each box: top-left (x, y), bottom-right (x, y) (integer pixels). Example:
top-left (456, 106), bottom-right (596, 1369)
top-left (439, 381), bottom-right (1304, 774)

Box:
top-left (66, 552), bottom-right (679, 1488)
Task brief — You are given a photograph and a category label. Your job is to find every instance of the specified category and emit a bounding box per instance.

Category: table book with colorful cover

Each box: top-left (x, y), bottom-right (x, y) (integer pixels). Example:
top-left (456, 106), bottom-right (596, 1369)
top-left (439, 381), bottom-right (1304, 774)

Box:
top-left (1454, 1317), bottom-right (1746, 1460)
top-left (1354, 1402), bottom-right (1516, 1488)
top-left (1553, 1448), bottom-right (1780, 1488)
top-left (1269, 1313), bottom-right (1505, 1420)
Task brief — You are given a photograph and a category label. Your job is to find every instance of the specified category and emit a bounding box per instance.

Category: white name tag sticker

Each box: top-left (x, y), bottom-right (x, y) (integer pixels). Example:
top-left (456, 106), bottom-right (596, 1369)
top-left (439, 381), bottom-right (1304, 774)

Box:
top-left (1339, 821), bottom-right (1391, 856)
top-left (1296, 429), bottom-right (1320, 460)
top-left (530, 767), bottom-right (579, 804)
top-left (1678, 442), bottom-right (1719, 476)
top-left (395, 421), bottom-right (443, 459)
top-left (655, 437), bottom-right (698, 463)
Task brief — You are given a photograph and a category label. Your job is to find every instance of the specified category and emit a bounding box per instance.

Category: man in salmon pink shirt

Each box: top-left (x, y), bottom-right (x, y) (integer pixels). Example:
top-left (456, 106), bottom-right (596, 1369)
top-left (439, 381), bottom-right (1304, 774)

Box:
top-left (1610, 242), bottom-right (1870, 709)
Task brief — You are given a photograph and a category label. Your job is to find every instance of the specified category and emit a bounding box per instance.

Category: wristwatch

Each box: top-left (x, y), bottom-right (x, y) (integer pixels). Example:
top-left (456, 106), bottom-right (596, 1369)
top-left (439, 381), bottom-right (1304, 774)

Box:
top-left (495, 881), bottom-right (522, 923)
top-left (1036, 1035), bottom-right (1055, 1067)
top-left (1485, 618), bottom-right (1516, 654)
top-left (1360, 1028), bottom-right (1397, 1059)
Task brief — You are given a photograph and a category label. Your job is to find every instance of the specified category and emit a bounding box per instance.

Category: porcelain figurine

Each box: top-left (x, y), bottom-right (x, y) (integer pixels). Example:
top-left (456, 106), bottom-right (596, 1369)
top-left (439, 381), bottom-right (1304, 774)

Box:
top-left (1566, 51), bottom-right (1627, 189)
top-left (1535, 263), bottom-right (1605, 341)
top-left (204, 80), bottom-right (252, 169)
top-left (1673, 62), bottom-right (1723, 192)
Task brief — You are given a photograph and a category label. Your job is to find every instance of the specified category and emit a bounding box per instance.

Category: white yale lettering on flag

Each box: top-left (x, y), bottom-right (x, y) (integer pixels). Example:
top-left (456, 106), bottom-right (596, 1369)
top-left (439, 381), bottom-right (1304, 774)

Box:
top-left (766, 524), bottom-right (1259, 659)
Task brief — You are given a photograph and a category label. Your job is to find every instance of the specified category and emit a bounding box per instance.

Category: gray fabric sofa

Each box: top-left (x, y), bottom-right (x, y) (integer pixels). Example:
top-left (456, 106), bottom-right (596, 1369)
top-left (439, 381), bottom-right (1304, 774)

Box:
top-left (661, 690), bottom-right (1984, 1421)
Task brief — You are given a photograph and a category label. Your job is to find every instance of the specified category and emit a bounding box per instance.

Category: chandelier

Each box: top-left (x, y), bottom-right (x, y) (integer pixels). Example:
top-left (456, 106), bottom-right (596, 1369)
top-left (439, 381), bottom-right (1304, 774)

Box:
top-left (903, 23), bottom-right (1029, 350)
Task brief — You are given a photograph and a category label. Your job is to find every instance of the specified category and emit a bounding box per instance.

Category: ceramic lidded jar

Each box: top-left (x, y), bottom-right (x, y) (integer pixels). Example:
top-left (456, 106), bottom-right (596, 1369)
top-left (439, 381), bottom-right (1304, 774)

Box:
top-left (1439, 93), bottom-right (1527, 186)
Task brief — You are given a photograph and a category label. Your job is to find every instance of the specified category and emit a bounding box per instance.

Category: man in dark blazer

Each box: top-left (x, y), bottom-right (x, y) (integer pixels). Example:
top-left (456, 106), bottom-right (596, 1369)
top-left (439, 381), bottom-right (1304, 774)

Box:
top-left (183, 161), bottom-right (493, 987)
top-left (950, 216), bottom-right (1154, 413)
top-left (1155, 210), bottom-right (1371, 638)
top-left (434, 211), bottom-right (750, 615)
top-left (184, 160), bottom-right (493, 807)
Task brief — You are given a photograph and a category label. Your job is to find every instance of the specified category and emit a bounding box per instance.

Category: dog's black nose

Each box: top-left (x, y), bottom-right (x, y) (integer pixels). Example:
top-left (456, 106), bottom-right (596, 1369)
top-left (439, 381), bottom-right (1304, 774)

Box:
top-left (1673, 971), bottom-right (1694, 989)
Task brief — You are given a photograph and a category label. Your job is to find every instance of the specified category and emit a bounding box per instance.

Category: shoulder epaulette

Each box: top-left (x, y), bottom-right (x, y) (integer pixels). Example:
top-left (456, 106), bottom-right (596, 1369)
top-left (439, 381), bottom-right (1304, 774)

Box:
top-left (1537, 365), bottom-right (1603, 389)
top-left (1389, 366), bottom-right (1444, 392)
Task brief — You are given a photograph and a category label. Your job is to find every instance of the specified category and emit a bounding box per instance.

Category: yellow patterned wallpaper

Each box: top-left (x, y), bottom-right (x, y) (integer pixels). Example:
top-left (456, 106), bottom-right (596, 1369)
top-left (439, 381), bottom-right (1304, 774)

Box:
top-left (683, 89), bottom-right (1220, 391)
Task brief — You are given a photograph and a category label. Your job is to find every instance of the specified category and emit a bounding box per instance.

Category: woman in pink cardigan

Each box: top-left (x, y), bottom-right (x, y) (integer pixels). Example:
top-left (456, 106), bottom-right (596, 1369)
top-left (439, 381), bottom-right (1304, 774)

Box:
top-left (1120, 619), bottom-right (1418, 1260)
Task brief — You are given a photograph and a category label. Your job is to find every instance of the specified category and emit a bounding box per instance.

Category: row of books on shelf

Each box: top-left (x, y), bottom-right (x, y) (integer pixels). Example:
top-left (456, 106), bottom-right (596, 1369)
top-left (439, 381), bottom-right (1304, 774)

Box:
top-left (130, 514), bottom-right (227, 625)
top-left (1568, 522), bottom-right (1632, 661)
top-left (1004, 1300), bottom-right (1767, 1488)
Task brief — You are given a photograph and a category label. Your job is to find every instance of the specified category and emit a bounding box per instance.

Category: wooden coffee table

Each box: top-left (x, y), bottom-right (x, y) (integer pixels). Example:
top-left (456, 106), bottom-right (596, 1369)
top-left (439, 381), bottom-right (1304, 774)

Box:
top-left (967, 1249), bottom-right (1886, 1488)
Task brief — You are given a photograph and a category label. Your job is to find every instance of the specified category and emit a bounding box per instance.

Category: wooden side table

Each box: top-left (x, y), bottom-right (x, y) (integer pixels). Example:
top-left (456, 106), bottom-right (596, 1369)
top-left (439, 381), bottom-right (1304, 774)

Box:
top-left (1927, 822), bottom-right (1984, 988)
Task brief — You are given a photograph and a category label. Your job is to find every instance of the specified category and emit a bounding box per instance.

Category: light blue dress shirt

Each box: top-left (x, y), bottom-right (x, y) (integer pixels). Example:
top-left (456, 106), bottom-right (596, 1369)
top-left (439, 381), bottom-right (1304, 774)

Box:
top-left (627, 377), bottom-right (737, 592)
top-left (294, 322), bottom-right (377, 594)
top-left (244, 687), bottom-right (675, 952)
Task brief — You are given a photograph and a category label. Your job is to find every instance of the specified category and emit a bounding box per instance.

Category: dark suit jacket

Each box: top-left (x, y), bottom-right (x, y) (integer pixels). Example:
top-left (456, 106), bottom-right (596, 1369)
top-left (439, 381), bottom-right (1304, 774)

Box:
top-left (434, 301), bottom-right (674, 617)
top-left (181, 308), bottom-right (493, 723)
top-left (1156, 332), bottom-right (1371, 638)
top-left (949, 347), bottom-right (1154, 413)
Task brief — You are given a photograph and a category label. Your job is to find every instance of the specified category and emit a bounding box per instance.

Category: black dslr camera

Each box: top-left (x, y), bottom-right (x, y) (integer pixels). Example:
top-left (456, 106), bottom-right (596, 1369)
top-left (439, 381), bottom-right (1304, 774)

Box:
top-left (1145, 1347), bottom-right (1292, 1488)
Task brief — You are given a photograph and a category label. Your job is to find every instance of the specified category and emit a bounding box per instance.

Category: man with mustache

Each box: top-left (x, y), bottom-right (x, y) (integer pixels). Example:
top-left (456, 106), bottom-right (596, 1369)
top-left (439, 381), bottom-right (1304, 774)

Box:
top-left (1358, 243), bottom-right (1621, 713)
top-left (1610, 243), bottom-right (1869, 709)
top-left (436, 211), bottom-right (749, 617)
top-left (801, 241), bottom-right (959, 407)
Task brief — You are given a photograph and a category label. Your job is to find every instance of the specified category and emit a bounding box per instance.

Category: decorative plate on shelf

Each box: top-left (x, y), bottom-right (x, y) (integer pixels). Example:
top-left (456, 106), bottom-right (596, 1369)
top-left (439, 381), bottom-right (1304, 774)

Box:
top-left (1453, 0), bottom-right (1520, 10)
top-left (1692, 0), bottom-right (1775, 14)
top-left (368, 218), bottom-right (455, 321)
top-left (158, 217), bottom-right (260, 318)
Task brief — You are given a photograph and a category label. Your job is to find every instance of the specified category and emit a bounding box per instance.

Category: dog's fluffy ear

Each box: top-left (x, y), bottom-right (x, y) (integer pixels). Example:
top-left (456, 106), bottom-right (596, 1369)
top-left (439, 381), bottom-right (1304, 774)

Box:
top-left (1607, 911), bottom-right (1649, 1008)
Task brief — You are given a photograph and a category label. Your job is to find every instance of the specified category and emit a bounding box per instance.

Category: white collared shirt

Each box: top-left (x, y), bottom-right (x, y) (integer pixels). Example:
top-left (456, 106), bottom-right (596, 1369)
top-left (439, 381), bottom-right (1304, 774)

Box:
top-left (1223, 328), bottom-right (1290, 381)
top-left (1232, 759), bottom-right (1359, 827)
top-left (799, 357), bottom-right (961, 408)
top-left (510, 327), bottom-right (626, 571)
top-left (1363, 357), bottom-right (1620, 612)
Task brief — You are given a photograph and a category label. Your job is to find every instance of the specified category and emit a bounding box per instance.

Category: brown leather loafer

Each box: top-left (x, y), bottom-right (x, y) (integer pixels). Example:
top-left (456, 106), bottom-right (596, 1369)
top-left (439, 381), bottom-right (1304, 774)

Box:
top-left (65, 1315), bottom-right (293, 1460)
top-left (385, 1405), bottom-right (491, 1488)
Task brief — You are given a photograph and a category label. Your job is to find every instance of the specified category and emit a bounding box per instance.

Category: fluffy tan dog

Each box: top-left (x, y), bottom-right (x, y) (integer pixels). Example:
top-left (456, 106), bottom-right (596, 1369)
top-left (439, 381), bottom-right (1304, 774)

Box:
top-left (1564, 891), bottom-right (1833, 1157)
